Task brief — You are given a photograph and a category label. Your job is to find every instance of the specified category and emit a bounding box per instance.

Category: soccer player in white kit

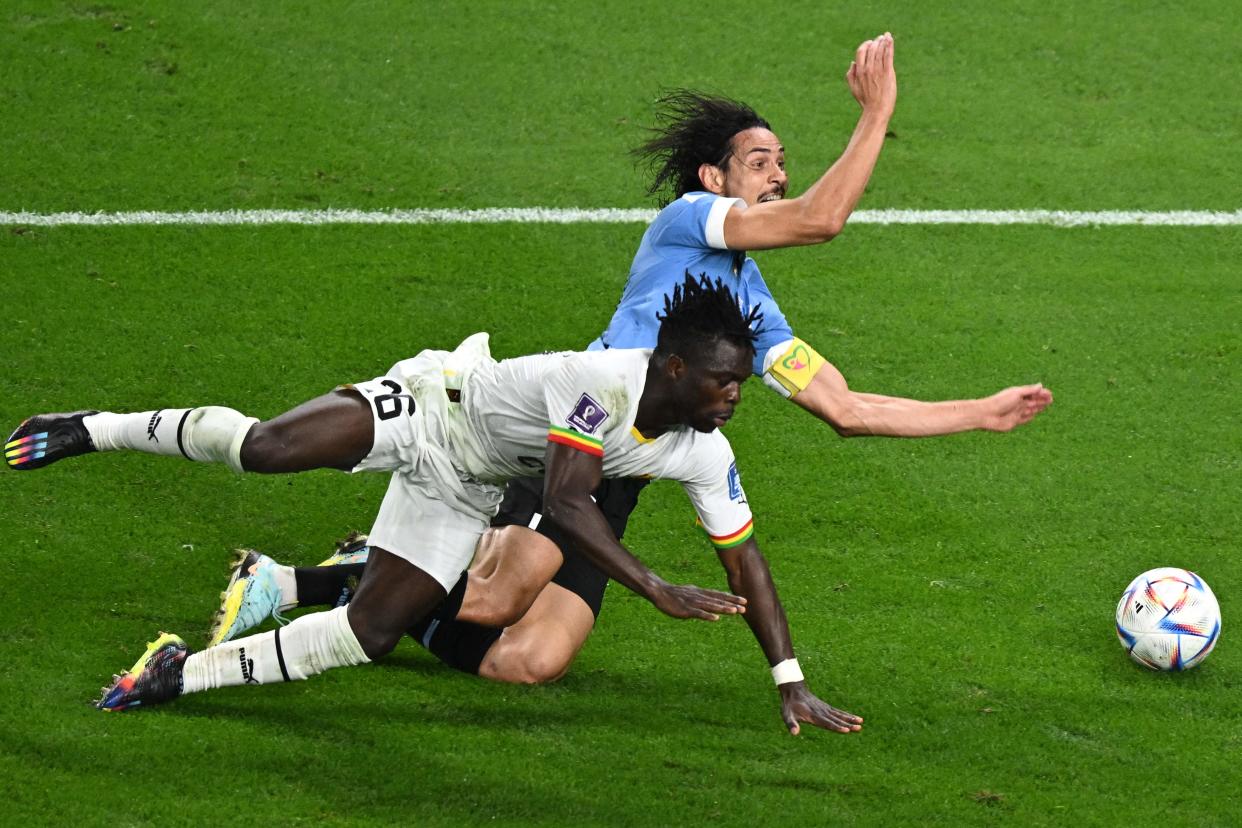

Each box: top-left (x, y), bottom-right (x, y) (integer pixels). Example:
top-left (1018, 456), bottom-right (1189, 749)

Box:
top-left (9, 277), bottom-right (862, 730)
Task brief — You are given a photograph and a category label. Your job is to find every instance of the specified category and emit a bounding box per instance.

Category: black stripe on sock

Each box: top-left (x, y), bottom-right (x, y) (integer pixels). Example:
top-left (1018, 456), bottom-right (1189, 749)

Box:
top-left (273, 627), bottom-right (291, 682)
top-left (175, 409), bottom-right (194, 460)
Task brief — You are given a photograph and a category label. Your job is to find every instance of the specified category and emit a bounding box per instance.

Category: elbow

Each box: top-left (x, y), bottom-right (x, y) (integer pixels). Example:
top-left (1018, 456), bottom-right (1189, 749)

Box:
top-left (799, 209), bottom-right (847, 244)
top-left (540, 495), bottom-right (572, 528)
top-left (541, 489), bottom-right (591, 530)
top-left (831, 420), bottom-right (867, 438)
top-left (823, 400), bottom-right (869, 438)
top-left (791, 221), bottom-right (843, 246)
top-left (817, 217), bottom-right (847, 242)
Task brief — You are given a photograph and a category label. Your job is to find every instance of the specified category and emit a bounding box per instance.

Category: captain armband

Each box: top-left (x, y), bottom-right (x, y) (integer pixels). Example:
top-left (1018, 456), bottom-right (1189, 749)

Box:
top-left (761, 338), bottom-right (826, 399)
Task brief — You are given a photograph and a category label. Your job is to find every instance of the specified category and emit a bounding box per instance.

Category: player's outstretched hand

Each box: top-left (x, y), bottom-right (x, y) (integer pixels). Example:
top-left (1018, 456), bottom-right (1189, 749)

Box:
top-left (779, 682), bottom-right (864, 735)
top-left (846, 32), bottom-right (896, 118)
top-left (650, 581), bottom-right (747, 621)
top-left (981, 383), bottom-right (1054, 432)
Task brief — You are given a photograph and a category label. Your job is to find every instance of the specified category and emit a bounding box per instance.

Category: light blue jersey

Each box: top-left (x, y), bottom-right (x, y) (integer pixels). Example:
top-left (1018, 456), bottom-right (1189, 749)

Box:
top-left (590, 192), bottom-right (795, 378)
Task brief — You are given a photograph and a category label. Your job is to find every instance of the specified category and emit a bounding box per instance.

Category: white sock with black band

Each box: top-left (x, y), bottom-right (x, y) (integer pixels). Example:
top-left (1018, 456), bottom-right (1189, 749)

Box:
top-left (83, 406), bottom-right (257, 472)
top-left (181, 606), bottom-right (370, 693)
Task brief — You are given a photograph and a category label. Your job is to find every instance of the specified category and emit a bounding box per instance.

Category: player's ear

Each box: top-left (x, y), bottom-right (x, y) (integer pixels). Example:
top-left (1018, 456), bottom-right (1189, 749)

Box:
top-left (665, 354), bottom-right (687, 381)
top-left (699, 163), bottom-right (726, 194)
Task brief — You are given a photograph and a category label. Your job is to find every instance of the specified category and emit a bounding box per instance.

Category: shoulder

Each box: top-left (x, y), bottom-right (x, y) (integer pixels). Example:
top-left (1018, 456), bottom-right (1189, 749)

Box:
top-left (665, 427), bottom-right (736, 476)
top-left (657, 192), bottom-right (743, 250)
top-left (550, 349), bottom-right (648, 414)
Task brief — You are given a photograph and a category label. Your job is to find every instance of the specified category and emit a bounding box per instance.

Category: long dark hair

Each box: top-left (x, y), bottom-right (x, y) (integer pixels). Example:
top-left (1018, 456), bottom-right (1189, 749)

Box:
top-left (632, 89), bottom-right (771, 205)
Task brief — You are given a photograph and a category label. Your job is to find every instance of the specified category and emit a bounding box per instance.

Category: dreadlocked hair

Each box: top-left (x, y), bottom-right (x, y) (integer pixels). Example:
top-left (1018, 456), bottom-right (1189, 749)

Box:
top-left (632, 89), bottom-right (771, 205)
top-left (655, 272), bottom-right (764, 363)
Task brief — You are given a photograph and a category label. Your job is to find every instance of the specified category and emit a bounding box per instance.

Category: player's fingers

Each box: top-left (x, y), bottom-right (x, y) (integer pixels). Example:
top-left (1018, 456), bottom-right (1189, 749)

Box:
top-left (810, 703), bottom-right (863, 733)
top-left (864, 39), bottom-right (880, 71)
top-left (697, 594), bottom-right (744, 615)
top-left (846, 60), bottom-right (857, 84)
top-left (824, 701), bottom-right (863, 723)
top-left (700, 587), bottom-right (747, 607)
top-left (800, 704), bottom-right (848, 733)
top-left (855, 39), bottom-right (871, 70)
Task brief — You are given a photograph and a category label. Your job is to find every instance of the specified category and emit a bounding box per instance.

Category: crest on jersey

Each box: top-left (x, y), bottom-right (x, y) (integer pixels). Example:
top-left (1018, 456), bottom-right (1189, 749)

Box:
top-left (727, 461), bottom-right (746, 502)
top-left (567, 393), bottom-right (609, 434)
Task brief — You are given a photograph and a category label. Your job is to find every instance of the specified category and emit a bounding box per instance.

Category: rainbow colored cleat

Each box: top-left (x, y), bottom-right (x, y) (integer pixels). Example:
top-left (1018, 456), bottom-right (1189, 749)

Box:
top-left (5, 410), bottom-right (98, 470)
top-left (96, 632), bottom-right (189, 711)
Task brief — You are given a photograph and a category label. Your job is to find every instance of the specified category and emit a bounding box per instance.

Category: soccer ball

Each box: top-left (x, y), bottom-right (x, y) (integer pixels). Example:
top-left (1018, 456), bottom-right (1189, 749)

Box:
top-left (1115, 567), bottom-right (1221, 671)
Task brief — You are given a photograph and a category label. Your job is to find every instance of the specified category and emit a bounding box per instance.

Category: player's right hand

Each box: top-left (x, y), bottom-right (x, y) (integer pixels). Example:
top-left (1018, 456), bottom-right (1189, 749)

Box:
top-left (846, 32), bottom-right (896, 117)
top-left (779, 682), bottom-right (864, 735)
top-left (650, 582), bottom-right (747, 621)
top-left (981, 383), bottom-right (1054, 432)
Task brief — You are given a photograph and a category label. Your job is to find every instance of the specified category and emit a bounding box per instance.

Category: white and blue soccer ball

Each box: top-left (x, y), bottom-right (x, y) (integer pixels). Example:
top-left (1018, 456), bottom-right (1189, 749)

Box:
top-left (1115, 567), bottom-right (1221, 671)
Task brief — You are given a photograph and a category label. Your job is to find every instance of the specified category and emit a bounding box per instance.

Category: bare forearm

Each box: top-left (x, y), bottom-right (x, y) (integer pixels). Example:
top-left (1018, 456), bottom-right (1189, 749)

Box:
top-left (733, 110), bottom-right (891, 251)
top-left (830, 392), bottom-right (987, 437)
top-left (794, 110), bottom-right (892, 241)
top-left (720, 542), bottom-right (794, 665)
top-left (543, 494), bottom-right (661, 598)
top-left (795, 365), bottom-right (1053, 437)
top-left (792, 362), bottom-right (1025, 438)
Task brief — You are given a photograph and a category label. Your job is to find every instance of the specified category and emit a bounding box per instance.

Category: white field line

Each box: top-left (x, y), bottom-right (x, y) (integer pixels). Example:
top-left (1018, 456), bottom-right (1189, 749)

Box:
top-left (2, 208), bottom-right (1241, 227)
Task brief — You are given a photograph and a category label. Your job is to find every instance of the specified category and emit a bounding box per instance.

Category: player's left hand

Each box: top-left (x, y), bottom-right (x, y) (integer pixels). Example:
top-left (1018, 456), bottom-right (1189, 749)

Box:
top-left (981, 383), bottom-right (1054, 432)
top-left (649, 581), bottom-right (747, 621)
top-left (778, 682), bottom-right (863, 735)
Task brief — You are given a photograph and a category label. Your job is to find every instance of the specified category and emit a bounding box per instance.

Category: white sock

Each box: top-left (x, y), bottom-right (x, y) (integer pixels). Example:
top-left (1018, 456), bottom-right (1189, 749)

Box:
top-left (272, 564), bottom-right (299, 611)
top-left (84, 410), bottom-right (191, 456)
top-left (182, 606), bottom-right (369, 694)
top-left (83, 407), bottom-right (257, 472)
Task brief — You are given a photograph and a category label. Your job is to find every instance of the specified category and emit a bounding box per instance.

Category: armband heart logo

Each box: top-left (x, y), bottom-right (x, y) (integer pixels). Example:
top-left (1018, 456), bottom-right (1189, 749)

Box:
top-left (782, 345), bottom-right (810, 372)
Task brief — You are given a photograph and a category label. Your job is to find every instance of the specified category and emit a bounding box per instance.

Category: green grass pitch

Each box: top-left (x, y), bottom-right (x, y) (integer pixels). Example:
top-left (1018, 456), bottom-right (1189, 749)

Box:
top-left (2, 2), bottom-right (1240, 825)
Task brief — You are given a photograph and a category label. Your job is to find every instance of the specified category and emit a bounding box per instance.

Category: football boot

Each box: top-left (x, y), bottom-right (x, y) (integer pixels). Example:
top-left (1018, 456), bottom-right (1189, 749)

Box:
top-left (207, 550), bottom-right (286, 647)
top-left (96, 632), bottom-right (188, 711)
top-left (5, 410), bottom-right (98, 470)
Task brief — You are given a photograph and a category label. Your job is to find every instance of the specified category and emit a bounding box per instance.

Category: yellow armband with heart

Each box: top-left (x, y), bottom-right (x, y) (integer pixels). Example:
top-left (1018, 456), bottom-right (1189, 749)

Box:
top-left (764, 338), bottom-right (825, 397)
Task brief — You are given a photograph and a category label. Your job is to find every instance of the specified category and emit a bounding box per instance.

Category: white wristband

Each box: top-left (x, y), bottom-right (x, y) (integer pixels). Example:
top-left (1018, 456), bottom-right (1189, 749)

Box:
top-left (771, 658), bottom-right (803, 686)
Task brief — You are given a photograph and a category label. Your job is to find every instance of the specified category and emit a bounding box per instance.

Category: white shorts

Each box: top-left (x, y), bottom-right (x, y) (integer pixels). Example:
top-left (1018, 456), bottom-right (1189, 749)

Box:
top-left (346, 343), bottom-right (503, 591)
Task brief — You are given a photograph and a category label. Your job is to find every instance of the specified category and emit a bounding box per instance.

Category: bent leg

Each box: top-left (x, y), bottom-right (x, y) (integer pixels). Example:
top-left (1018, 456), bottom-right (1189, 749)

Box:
top-left (479, 584), bottom-right (596, 684)
top-left (181, 546), bottom-right (445, 694)
top-left (346, 546), bottom-right (449, 658)
top-left (458, 526), bottom-right (563, 627)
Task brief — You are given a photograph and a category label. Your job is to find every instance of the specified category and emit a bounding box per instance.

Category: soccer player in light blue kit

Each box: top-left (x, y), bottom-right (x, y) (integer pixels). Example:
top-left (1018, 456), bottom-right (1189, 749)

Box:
top-left (468, 33), bottom-right (1049, 717)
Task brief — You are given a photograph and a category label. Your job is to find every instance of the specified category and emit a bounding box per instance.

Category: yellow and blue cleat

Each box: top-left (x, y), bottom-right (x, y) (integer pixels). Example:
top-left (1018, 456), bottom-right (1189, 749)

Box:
top-left (316, 532), bottom-right (371, 567)
top-left (96, 632), bottom-right (188, 711)
top-left (208, 550), bottom-right (287, 647)
top-left (5, 410), bottom-right (98, 470)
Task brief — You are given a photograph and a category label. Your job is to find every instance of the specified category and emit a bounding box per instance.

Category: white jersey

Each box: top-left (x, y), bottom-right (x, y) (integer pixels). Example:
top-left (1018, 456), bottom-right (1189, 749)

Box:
top-left (351, 338), bottom-right (755, 589)
top-left (455, 347), bottom-right (754, 548)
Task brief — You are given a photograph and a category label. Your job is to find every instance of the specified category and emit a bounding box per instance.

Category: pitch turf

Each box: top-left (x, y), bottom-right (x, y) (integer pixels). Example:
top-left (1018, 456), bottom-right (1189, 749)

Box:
top-left (2, 2), bottom-right (1240, 825)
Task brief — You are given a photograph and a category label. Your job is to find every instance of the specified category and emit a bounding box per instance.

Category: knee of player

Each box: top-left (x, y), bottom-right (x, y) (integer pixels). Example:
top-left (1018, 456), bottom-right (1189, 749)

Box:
top-left (344, 607), bottom-right (406, 660)
top-left (529, 534), bottom-right (564, 580)
top-left (495, 526), bottom-right (563, 577)
top-left (494, 641), bottom-right (573, 685)
top-left (238, 421), bottom-right (288, 472)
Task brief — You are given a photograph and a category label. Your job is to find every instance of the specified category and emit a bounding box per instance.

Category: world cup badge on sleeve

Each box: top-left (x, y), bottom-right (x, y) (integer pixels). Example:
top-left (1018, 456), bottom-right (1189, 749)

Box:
top-left (727, 461), bottom-right (746, 503)
top-left (567, 393), bottom-right (609, 434)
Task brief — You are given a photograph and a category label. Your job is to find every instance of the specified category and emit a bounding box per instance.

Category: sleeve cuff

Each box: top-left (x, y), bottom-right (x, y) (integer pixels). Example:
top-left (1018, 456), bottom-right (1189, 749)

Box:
top-left (704, 197), bottom-right (743, 250)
